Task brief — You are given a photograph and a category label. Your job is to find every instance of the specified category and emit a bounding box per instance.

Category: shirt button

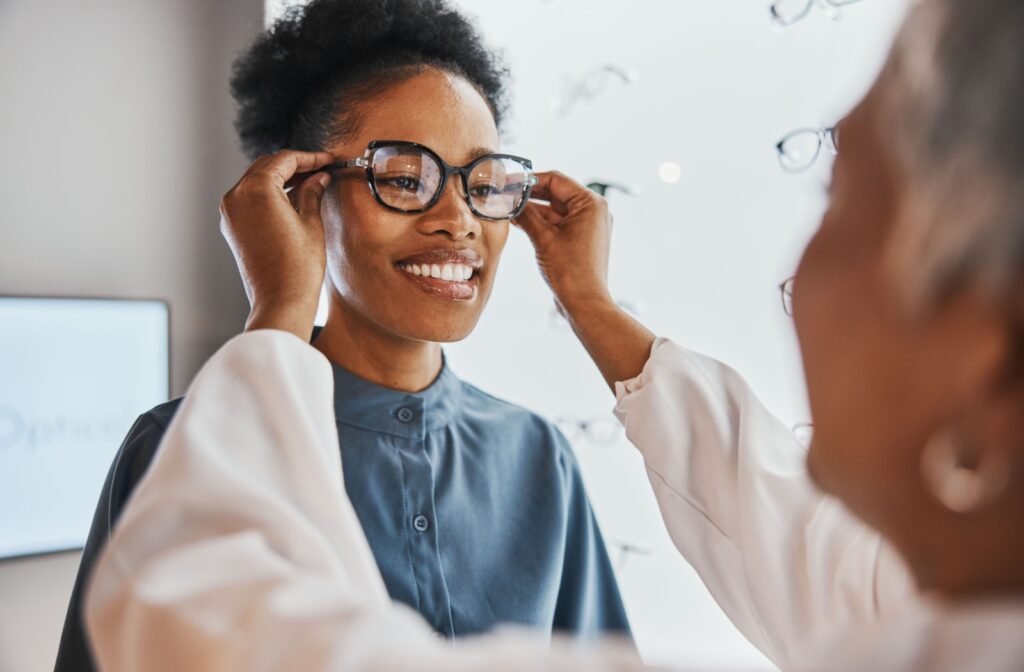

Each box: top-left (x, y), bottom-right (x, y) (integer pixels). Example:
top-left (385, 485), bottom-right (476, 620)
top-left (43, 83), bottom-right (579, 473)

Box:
top-left (412, 514), bottom-right (430, 533)
top-left (396, 407), bottom-right (415, 423)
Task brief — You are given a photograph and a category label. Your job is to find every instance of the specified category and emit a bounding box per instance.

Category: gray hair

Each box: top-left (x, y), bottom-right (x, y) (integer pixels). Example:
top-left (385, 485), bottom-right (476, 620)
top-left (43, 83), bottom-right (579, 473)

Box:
top-left (884, 0), bottom-right (1024, 309)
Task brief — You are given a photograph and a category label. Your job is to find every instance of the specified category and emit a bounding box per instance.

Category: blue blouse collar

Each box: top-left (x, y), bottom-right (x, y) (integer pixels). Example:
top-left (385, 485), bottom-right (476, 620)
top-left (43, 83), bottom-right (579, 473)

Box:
top-left (327, 354), bottom-right (463, 439)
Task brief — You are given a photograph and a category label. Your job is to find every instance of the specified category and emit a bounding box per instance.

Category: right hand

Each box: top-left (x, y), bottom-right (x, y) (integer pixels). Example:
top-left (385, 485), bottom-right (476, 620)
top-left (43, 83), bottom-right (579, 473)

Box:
top-left (219, 150), bottom-right (337, 339)
top-left (514, 171), bottom-right (615, 313)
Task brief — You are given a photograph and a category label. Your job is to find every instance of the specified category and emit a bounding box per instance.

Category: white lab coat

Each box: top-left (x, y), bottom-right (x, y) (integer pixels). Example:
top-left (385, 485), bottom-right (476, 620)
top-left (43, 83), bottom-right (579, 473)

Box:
top-left (84, 331), bottom-right (1024, 671)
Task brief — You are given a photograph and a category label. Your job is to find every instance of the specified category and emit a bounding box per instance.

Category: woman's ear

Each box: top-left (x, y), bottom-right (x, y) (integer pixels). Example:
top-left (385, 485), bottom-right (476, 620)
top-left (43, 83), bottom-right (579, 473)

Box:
top-left (940, 301), bottom-right (1024, 511)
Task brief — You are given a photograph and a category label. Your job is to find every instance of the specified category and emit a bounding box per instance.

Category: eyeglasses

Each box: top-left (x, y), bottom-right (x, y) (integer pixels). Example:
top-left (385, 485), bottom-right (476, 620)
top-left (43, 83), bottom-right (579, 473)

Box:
top-left (554, 63), bottom-right (638, 118)
top-left (776, 126), bottom-right (838, 173)
top-left (780, 277), bottom-right (795, 316)
top-left (328, 140), bottom-right (538, 221)
top-left (586, 181), bottom-right (641, 198)
top-left (556, 415), bottom-right (622, 445)
top-left (770, 0), bottom-right (865, 27)
top-left (607, 537), bottom-right (654, 571)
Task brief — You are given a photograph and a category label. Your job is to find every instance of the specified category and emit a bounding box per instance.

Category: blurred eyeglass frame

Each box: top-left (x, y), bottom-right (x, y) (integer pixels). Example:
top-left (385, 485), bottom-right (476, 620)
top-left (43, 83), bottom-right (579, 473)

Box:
top-left (327, 140), bottom-right (538, 220)
top-left (775, 126), bottom-right (839, 174)
top-left (780, 277), bottom-right (795, 317)
top-left (556, 416), bottom-right (622, 445)
top-left (770, 0), bottom-right (864, 28)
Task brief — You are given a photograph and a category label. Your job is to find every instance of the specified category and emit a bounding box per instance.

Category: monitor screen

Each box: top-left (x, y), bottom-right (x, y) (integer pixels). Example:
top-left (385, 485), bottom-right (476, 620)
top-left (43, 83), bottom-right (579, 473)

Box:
top-left (0, 297), bottom-right (169, 560)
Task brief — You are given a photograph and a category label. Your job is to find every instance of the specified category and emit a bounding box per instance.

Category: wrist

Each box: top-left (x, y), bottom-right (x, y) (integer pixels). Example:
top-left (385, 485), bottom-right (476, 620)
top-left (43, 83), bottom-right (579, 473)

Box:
top-left (245, 300), bottom-right (318, 341)
top-left (555, 285), bottom-right (615, 317)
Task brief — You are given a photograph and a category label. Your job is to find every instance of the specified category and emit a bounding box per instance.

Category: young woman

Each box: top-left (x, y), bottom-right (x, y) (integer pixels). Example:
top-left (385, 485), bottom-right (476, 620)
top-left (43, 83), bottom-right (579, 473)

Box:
top-left (55, 1), bottom-right (629, 669)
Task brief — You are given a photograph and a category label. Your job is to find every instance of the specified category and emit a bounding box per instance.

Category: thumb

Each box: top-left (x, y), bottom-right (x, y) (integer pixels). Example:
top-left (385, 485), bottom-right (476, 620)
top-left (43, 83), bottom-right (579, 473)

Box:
top-left (297, 172), bottom-right (331, 222)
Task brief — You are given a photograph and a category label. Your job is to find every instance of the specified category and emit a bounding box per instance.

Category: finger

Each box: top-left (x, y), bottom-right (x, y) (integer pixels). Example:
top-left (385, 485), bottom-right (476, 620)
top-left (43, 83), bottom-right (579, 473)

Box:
top-left (529, 171), bottom-right (591, 216)
top-left (297, 172), bottom-right (332, 221)
top-left (523, 200), bottom-right (563, 226)
top-left (513, 202), bottom-right (556, 243)
top-left (249, 150), bottom-right (339, 188)
top-left (286, 170), bottom-right (323, 210)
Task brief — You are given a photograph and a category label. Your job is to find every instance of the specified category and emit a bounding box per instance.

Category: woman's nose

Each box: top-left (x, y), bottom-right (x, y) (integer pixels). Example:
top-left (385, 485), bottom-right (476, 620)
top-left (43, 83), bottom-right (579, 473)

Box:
top-left (418, 178), bottom-right (482, 240)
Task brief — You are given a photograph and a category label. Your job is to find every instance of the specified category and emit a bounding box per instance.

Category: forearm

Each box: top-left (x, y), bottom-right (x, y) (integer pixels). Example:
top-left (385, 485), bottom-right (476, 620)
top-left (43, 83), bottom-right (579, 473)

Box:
top-left (560, 295), bottom-right (657, 392)
top-left (614, 340), bottom-right (914, 667)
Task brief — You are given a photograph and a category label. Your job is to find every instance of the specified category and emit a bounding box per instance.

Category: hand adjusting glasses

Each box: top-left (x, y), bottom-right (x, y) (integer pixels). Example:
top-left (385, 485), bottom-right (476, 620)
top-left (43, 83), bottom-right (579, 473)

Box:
top-left (327, 140), bottom-right (539, 220)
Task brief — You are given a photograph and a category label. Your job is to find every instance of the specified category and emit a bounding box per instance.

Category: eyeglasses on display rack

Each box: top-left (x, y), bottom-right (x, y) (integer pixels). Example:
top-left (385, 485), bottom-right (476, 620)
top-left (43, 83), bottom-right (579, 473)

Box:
top-left (608, 538), bottom-right (654, 571)
top-left (556, 415), bottom-right (623, 446)
top-left (779, 277), bottom-right (795, 317)
top-left (554, 64), bottom-right (638, 118)
top-left (586, 181), bottom-right (641, 198)
top-left (770, 0), bottom-right (865, 28)
top-left (776, 126), bottom-right (838, 174)
top-left (327, 140), bottom-right (538, 220)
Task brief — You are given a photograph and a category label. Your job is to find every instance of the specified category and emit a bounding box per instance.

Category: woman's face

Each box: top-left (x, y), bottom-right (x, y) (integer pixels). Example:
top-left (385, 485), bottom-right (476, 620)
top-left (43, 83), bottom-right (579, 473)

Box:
top-left (321, 69), bottom-right (509, 343)
top-left (793, 64), bottom-right (1012, 556)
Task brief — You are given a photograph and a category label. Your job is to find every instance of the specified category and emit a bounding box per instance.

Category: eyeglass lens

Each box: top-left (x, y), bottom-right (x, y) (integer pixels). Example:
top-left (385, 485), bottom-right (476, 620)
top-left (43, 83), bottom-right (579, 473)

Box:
top-left (777, 130), bottom-right (825, 173)
top-left (371, 146), bottom-right (531, 219)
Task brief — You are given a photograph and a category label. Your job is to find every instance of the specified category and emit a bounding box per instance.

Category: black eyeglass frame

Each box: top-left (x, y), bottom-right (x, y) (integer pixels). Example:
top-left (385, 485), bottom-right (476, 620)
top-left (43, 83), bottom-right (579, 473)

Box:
top-left (327, 140), bottom-right (539, 221)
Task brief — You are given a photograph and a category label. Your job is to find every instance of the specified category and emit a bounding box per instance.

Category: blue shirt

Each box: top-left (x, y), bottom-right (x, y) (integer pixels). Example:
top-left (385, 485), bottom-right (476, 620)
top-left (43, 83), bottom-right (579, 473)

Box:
top-left (56, 355), bottom-right (631, 670)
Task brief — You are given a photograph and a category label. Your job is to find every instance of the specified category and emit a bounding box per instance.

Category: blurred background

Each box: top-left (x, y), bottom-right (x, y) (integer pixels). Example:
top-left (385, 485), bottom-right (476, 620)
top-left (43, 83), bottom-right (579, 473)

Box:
top-left (0, 1), bottom-right (907, 669)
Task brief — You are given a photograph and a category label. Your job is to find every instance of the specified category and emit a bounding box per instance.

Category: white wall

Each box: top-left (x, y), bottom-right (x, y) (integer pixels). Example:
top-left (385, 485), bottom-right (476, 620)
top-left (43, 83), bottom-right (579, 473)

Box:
top-left (443, 1), bottom-right (909, 669)
top-left (0, 1), bottom-right (261, 669)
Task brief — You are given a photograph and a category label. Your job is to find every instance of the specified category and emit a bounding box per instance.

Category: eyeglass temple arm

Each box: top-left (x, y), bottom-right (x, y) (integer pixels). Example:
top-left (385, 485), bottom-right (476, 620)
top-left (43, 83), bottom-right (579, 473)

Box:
top-left (323, 158), bottom-right (369, 171)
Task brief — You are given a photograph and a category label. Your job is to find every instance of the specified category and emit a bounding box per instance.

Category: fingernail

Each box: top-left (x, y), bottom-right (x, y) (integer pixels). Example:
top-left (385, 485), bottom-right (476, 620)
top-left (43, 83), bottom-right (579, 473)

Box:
top-left (318, 173), bottom-right (331, 188)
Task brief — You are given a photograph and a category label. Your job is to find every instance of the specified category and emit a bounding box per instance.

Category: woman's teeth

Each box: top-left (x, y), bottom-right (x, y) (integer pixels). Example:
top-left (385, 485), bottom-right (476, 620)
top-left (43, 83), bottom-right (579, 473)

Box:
top-left (400, 263), bottom-right (475, 282)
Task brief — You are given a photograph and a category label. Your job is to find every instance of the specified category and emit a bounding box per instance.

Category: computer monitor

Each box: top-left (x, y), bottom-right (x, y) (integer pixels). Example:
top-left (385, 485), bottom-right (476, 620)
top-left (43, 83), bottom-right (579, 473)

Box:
top-left (0, 296), bottom-right (170, 560)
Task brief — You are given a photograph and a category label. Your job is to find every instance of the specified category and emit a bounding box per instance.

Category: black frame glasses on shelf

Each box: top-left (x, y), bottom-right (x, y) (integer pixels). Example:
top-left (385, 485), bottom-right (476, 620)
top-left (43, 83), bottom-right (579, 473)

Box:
top-left (586, 181), bottom-right (640, 198)
top-left (770, 0), bottom-right (865, 28)
top-left (776, 126), bottom-right (839, 173)
top-left (327, 140), bottom-right (538, 221)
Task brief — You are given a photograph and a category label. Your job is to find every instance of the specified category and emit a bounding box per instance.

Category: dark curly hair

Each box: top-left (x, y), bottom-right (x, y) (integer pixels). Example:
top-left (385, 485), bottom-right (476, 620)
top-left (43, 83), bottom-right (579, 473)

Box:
top-left (230, 0), bottom-right (510, 160)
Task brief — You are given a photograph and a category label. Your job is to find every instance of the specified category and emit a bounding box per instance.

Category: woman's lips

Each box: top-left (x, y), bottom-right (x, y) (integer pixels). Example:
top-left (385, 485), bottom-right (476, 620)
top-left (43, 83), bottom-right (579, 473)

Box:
top-left (396, 265), bottom-right (478, 301)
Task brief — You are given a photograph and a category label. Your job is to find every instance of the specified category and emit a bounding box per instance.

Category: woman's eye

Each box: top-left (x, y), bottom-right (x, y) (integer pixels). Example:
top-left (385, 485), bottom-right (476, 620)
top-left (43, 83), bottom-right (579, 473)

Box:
top-left (379, 175), bottom-right (420, 191)
top-left (470, 183), bottom-right (500, 198)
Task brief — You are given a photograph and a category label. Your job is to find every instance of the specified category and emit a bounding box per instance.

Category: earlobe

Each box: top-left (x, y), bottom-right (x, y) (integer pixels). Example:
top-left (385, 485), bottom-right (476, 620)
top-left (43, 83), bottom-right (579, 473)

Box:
top-left (919, 425), bottom-right (1012, 513)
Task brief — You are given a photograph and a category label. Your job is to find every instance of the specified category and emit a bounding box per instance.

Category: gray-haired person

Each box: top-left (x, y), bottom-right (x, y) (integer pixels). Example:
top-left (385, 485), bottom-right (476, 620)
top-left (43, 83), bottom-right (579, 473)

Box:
top-left (83, 1), bottom-right (1024, 670)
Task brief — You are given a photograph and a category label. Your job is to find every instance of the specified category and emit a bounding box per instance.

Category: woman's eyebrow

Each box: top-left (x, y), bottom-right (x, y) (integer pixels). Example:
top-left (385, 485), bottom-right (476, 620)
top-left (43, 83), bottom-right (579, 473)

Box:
top-left (466, 146), bottom-right (499, 160)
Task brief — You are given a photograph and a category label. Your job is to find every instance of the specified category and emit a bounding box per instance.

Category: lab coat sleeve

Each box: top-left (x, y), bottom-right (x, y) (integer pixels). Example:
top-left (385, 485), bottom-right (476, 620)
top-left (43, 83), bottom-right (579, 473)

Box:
top-left (613, 338), bottom-right (914, 668)
top-left (83, 330), bottom-right (644, 672)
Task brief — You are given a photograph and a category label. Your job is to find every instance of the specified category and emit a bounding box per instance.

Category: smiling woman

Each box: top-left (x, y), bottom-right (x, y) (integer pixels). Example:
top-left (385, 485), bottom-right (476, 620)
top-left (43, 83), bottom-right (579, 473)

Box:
top-left (53, 1), bottom-right (631, 671)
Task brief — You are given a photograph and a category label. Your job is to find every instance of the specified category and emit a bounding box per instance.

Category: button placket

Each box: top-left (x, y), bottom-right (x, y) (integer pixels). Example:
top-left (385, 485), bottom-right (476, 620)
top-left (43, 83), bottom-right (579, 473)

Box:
top-left (396, 405), bottom-right (453, 637)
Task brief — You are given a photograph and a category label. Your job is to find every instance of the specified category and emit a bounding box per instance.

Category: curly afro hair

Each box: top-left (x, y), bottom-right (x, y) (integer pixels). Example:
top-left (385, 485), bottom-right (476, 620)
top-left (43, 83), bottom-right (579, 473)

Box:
top-left (230, 0), bottom-right (510, 160)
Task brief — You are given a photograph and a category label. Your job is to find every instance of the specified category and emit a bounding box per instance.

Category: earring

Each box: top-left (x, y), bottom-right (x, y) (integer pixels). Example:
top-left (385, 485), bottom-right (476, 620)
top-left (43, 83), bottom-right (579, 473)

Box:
top-left (919, 428), bottom-right (1010, 514)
